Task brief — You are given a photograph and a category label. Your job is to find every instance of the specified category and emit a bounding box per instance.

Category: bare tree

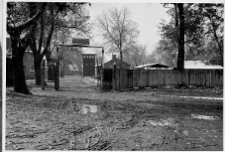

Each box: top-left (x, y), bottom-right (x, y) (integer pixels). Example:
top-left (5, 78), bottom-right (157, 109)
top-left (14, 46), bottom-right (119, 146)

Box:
top-left (124, 44), bottom-right (146, 67)
top-left (96, 7), bottom-right (139, 61)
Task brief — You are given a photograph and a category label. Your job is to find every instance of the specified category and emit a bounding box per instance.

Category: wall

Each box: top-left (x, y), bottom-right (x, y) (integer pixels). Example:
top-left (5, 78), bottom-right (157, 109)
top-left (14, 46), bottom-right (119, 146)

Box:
top-left (23, 52), bottom-right (35, 79)
top-left (110, 69), bottom-right (223, 90)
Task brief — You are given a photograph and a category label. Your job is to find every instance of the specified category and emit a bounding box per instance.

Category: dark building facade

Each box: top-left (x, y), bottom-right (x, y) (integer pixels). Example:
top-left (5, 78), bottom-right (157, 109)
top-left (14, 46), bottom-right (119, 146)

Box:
top-left (7, 37), bottom-right (12, 51)
top-left (83, 54), bottom-right (96, 77)
top-left (23, 51), bottom-right (35, 79)
top-left (7, 36), bottom-right (36, 79)
top-left (6, 37), bottom-right (14, 86)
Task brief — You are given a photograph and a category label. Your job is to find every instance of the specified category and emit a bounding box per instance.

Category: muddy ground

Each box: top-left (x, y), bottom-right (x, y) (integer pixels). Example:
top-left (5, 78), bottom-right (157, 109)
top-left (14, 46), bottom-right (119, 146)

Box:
top-left (6, 76), bottom-right (223, 150)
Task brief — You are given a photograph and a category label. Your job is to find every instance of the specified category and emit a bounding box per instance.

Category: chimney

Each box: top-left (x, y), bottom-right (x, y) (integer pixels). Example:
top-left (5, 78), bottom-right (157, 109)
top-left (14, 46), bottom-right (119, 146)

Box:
top-left (112, 54), bottom-right (116, 60)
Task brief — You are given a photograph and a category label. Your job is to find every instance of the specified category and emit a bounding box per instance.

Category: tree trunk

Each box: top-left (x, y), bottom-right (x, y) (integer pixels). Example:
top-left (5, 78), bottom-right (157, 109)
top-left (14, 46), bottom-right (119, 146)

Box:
top-left (60, 62), bottom-right (65, 78)
top-left (174, 4), bottom-right (178, 28)
top-left (177, 3), bottom-right (185, 70)
top-left (120, 50), bottom-right (123, 62)
top-left (219, 40), bottom-right (223, 66)
top-left (48, 64), bottom-right (54, 80)
top-left (60, 68), bottom-right (65, 78)
top-left (119, 33), bottom-right (123, 62)
top-left (211, 21), bottom-right (223, 66)
top-left (12, 45), bottom-right (31, 94)
top-left (34, 56), bottom-right (42, 85)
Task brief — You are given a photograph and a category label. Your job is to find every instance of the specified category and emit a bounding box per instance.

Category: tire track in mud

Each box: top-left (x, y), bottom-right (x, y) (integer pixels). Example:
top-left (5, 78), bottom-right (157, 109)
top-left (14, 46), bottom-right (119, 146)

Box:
top-left (99, 104), bottom-right (169, 150)
top-left (6, 91), bottom-right (223, 150)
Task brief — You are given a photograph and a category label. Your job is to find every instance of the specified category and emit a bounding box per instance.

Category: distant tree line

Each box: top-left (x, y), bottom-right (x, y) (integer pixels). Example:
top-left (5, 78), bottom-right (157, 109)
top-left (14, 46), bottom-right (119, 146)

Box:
top-left (96, 4), bottom-right (223, 69)
top-left (150, 3), bottom-right (224, 68)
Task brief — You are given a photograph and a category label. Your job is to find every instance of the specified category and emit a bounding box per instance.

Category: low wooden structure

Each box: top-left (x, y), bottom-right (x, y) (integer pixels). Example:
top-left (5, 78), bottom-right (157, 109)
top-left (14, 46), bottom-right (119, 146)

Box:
top-left (107, 68), bottom-right (223, 91)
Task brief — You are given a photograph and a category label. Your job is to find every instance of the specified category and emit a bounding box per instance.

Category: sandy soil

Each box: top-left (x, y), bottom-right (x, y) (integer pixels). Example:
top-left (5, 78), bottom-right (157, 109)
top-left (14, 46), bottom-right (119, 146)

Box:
top-left (6, 76), bottom-right (223, 150)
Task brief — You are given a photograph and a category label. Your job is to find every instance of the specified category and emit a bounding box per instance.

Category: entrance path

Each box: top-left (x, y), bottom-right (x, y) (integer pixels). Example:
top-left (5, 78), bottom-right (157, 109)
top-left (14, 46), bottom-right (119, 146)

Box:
top-left (27, 76), bottom-right (222, 108)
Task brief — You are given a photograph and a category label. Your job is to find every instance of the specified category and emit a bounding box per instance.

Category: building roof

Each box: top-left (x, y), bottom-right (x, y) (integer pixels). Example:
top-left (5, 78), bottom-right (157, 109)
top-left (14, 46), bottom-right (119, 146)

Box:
top-left (134, 63), bottom-right (170, 69)
top-left (95, 55), bottom-right (130, 68)
top-left (185, 60), bottom-right (223, 69)
top-left (105, 58), bottom-right (130, 66)
top-left (104, 58), bottom-right (130, 69)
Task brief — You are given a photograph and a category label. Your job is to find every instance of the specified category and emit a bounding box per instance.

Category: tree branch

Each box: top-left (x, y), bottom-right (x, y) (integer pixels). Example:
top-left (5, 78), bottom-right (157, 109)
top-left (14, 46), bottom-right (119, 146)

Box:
top-left (38, 15), bottom-right (44, 53)
top-left (184, 3), bottom-right (193, 12)
top-left (17, 3), bottom-right (47, 31)
top-left (41, 9), bottom-right (55, 58)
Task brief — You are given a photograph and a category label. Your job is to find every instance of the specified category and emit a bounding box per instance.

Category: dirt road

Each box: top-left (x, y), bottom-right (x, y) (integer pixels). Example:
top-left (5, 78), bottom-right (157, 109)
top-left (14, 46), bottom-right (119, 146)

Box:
top-left (6, 76), bottom-right (223, 150)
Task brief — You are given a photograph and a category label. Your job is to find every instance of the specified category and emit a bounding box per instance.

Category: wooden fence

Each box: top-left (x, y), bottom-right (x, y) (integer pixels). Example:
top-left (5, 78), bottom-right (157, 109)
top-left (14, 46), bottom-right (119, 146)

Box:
top-left (109, 69), bottom-right (223, 91)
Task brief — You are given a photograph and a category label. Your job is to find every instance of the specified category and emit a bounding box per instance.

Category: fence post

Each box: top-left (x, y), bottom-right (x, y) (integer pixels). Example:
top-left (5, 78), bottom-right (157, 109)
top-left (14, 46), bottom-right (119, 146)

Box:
top-left (117, 68), bottom-right (120, 91)
top-left (99, 65), bottom-right (101, 88)
top-left (112, 64), bottom-right (116, 90)
top-left (41, 60), bottom-right (45, 90)
top-left (133, 70), bottom-right (135, 88)
top-left (54, 47), bottom-right (59, 90)
top-left (101, 48), bottom-right (104, 90)
top-left (54, 59), bottom-right (59, 90)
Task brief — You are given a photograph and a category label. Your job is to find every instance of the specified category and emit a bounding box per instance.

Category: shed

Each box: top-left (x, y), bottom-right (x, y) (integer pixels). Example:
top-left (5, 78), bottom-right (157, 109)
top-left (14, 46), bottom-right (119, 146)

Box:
top-left (103, 55), bottom-right (130, 69)
top-left (95, 55), bottom-right (130, 79)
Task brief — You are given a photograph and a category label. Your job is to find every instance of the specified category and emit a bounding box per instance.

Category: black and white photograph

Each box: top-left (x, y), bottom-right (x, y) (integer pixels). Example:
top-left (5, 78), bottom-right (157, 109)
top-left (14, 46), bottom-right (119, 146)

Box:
top-left (0, 1), bottom-right (2, 151)
top-left (5, 1), bottom-right (223, 151)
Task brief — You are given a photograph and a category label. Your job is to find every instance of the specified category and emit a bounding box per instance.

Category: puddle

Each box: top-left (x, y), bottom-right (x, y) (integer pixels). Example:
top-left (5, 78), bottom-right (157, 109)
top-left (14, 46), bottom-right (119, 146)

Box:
top-left (147, 118), bottom-right (178, 127)
top-left (191, 114), bottom-right (220, 120)
top-left (78, 104), bottom-right (99, 114)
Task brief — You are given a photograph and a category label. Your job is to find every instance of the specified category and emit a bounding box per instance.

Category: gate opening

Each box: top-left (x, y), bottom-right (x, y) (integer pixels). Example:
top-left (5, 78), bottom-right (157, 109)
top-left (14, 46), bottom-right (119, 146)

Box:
top-left (41, 44), bottom-right (105, 90)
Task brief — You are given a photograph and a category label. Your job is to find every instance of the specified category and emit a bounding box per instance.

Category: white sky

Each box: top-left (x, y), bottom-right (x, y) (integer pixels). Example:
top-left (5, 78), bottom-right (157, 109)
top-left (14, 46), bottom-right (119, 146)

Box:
top-left (1, 1), bottom-right (171, 60)
top-left (2, 1), bottom-right (222, 58)
top-left (88, 3), bottom-right (171, 55)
